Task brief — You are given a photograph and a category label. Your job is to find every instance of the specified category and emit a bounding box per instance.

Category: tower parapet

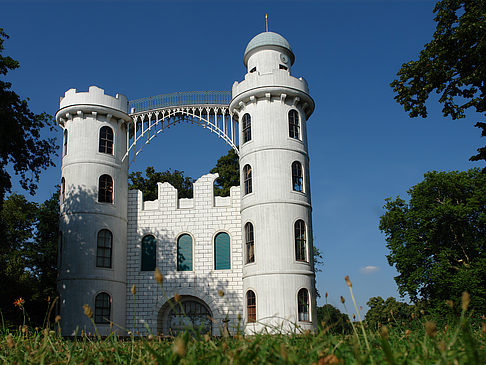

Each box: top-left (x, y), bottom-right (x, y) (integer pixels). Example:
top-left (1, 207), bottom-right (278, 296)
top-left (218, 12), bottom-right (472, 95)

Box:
top-left (56, 86), bottom-right (130, 336)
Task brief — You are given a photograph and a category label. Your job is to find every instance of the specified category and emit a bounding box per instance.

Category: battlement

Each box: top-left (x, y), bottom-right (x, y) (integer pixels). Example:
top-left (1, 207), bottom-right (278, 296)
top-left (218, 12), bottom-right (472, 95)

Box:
top-left (59, 86), bottom-right (129, 113)
top-left (128, 173), bottom-right (240, 212)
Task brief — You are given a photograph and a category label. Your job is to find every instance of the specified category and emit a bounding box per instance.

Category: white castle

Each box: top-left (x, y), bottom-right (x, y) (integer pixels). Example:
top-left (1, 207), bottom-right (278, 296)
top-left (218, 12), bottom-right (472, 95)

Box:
top-left (55, 30), bottom-right (317, 336)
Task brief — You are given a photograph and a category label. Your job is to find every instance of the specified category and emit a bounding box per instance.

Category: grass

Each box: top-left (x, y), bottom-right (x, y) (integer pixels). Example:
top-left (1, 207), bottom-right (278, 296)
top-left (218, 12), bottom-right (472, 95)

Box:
top-left (1, 314), bottom-right (485, 364)
top-left (2, 280), bottom-right (485, 364)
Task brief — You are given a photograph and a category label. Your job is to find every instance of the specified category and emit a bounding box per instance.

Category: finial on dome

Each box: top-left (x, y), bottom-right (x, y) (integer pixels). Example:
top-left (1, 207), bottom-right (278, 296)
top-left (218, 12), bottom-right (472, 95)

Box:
top-left (265, 14), bottom-right (268, 32)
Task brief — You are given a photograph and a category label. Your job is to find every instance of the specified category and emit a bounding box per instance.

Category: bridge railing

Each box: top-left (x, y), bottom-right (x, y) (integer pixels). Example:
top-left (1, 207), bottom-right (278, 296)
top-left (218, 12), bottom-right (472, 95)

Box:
top-left (129, 91), bottom-right (232, 113)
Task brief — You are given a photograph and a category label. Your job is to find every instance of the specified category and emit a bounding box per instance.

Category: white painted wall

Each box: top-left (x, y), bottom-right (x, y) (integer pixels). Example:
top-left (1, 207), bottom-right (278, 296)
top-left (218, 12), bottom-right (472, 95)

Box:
top-left (230, 35), bottom-right (317, 333)
top-left (56, 86), bottom-right (130, 336)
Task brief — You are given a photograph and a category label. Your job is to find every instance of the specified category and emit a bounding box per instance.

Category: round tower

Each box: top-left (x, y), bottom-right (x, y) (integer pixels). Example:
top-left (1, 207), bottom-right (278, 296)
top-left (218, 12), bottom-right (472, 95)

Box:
top-left (230, 32), bottom-right (317, 333)
top-left (55, 86), bottom-right (130, 336)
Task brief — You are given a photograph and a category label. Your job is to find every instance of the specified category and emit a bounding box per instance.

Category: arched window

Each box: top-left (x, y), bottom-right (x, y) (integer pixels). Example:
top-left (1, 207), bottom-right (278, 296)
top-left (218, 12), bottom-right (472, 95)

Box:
top-left (141, 235), bottom-right (156, 271)
top-left (165, 297), bottom-right (212, 335)
top-left (245, 223), bottom-right (254, 264)
top-left (98, 174), bottom-right (113, 203)
top-left (177, 234), bottom-right (193, 271)
top-left (295, 220), bottom-right (307, 262)
top-left (243, 164), bottom-right (252, 195)
top-left (58, 231), bottom-right (63, 268)
top-left (61, 177), bottom-right (65, 204)
top-left (298, 288), bottom-right (310, 322)
top-left (292, 161), bottom-right (304, 192)
top-left (96, 229), bottom-right (112, 268)
top-left (242, 113), bottom-right (251, 143)
top-left (63, 129), bottom-right (68, 156)
top-left (99, 126), bottom-right (114, 154)
top-left (214, 232), bottom-right (230, 270)
top-left (94, 292), bottom-right (111, 324)
top-left (289, 109), bottom-right (300, 139)
top-left (247, 290), bottom-right (256, 323)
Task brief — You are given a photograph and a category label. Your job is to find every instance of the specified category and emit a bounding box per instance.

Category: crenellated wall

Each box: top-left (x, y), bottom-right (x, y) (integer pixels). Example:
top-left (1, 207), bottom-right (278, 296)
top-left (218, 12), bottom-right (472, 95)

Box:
top-left (126, 173), bottom-right (243, 335)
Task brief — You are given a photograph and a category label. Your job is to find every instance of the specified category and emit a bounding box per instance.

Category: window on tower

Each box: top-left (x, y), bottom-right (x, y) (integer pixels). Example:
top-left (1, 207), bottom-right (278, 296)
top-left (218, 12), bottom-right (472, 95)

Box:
top-left (243, 164), bottom-right (252, 195)
top-left (242, 113), bottom-right (251, 143)
top-left (94, 292), bottom-right (111, 324)
top-left (250, 67), bottom-right (256, 73)
top-left (245, 223), bottom-right (254, 264)
top-left (96, 229), bottom-right (112, 268)
top-left (61, 177), bottom-right (65, 204)
top-left (292, 161), bottom-right (304, 192)
top-left (177, 234), bottom-right (193, 271)
top-left (247, 290), bottom-right (256, 323)
top-left (289, 110), bottom-right (300, 140)
top-left (63, 129), bottom-right (68, 156)
top-left (298, 288), bottom-right (310, 322)
top-left (295, 220), bottom-right (307, 262)
top-left (58, 231), bottom-right (63, 268)
top-left (99, 126), bottom-right (114, 154)
top-left (214, 232), bottom-right (231, 270)
top-left (141, 235), bottom-right (156, 271)
top-left (279, 64), bottom-right (288, 70)
top-left (98, 174), bottom-right (113, 203)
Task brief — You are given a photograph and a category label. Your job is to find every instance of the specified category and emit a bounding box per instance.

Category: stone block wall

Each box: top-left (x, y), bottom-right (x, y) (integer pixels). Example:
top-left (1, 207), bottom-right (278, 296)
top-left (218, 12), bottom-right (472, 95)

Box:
top-left (126, 173), bottom-right (243, 335)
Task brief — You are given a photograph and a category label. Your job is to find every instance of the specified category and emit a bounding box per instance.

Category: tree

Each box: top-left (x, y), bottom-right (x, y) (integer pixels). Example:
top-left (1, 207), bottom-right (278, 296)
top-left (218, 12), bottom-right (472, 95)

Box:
top-left (210, 148), bottom-right (240, 197)
top-left (390, 1), bottom-right (486, 166)
top-left (129, 167), bottom-right (194, 201)
top-left (379, 169), bottom-right (486, 315)
top-left (0, 28), bottom-right (57, 202)
top-left (0, 191), bottom-right (59, 327)
top-left (365, 296), bottom-right (413, 329)
top-left (316, 304), bottom-right (352, 334)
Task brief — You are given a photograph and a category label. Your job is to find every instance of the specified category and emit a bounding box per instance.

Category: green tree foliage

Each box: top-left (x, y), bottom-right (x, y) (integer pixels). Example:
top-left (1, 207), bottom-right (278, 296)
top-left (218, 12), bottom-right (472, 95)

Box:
top-left (379, 169), bottom-right (486, 315)
top-left (210, 148), bottom-right (240, 197)
top-left (0, 191), bottom-right (59, 327)
top-left (365, 296), bottom-right (413, 329)
top-left (129, 167), bottom-right (194, 201)
top-left (0, 28), bottom-right (57, 202)
top-left (316, 304), bottom-right (352, 334)
top-left (390, 0), bottom-right (486, 166)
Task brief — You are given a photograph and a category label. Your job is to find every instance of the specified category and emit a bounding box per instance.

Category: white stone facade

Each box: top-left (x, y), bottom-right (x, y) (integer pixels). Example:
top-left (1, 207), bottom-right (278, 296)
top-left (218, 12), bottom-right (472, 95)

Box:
top-left (55, 30), bottom-right (317, 337)
top-left (126, 174), bottom-right (242, 335)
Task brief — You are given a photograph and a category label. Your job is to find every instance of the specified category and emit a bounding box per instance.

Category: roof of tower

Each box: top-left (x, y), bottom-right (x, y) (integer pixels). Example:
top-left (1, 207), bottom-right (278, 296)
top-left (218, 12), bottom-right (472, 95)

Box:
top-left (243, 31), bottom-right (295, 67)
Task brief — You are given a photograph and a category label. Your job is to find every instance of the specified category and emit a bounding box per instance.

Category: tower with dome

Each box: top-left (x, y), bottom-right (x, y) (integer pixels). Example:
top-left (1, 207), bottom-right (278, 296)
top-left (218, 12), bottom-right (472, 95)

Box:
top-left (56, 30), bottom-right (316, 336)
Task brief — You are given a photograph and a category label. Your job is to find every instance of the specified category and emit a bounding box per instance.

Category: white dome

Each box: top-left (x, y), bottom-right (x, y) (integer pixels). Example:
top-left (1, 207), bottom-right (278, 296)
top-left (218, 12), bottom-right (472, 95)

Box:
top-left (243, 31), bottom-right (295, 66)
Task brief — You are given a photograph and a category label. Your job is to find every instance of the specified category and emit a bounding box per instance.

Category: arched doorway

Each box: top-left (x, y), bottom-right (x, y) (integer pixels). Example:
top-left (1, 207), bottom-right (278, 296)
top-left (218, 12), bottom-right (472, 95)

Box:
top-left (157, 295), bottom-right (212, 335)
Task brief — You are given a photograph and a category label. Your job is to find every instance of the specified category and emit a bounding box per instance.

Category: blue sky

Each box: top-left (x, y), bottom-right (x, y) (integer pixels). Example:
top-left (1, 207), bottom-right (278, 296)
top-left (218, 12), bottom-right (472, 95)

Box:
top-left (2, 1), bottom-right (483, 314)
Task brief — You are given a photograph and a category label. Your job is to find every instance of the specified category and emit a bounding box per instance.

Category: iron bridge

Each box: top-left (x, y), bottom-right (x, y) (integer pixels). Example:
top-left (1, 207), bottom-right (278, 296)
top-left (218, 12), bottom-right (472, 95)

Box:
top-left (125, 91), bottom-right (237, 165)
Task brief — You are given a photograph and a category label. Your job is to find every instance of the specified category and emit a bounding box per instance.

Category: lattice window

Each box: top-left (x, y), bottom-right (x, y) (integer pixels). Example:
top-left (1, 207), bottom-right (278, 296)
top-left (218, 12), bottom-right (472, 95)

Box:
top-left (292, 161), bottom-right (304, 192)
top-left (298, 288), bottom-right (310, 322)
top-left (289, 109), bottom-right (300, 139)
top-left (245, 223), bottom-right (254, 264)
top-left (94, 292), bottom-right (111, 324)
top-left (99, 126), bottom-right (114, 154)
top-left (63, 129), bottom-right (68, 156)
top-left (295, 220), bottom-right (307, 262)
top-left (98, 174), bottom-right (113, 203)
top-left (96, 229), bottom-right (112, 268)
top-left (247, 290), bottom-right (256, 323)
top-left (242, 113), bottom-right (251, 143)
top-left (243, 164), bottom-right (252, 195)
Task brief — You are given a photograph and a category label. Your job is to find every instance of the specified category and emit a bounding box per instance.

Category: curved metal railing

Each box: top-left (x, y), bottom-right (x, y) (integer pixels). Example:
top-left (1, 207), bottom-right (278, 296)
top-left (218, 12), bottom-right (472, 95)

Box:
top-left (129, 91), bottom-right (232, 113)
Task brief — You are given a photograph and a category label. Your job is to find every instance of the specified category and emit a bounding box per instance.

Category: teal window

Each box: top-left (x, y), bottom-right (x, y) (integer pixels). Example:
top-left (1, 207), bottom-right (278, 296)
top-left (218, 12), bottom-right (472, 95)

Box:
top-left (214, 232), bottom-right (231, 270)
top-left (141, 235), bottom-right (156, 271)
top-left (177, 234), bottom-right (193, 271)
